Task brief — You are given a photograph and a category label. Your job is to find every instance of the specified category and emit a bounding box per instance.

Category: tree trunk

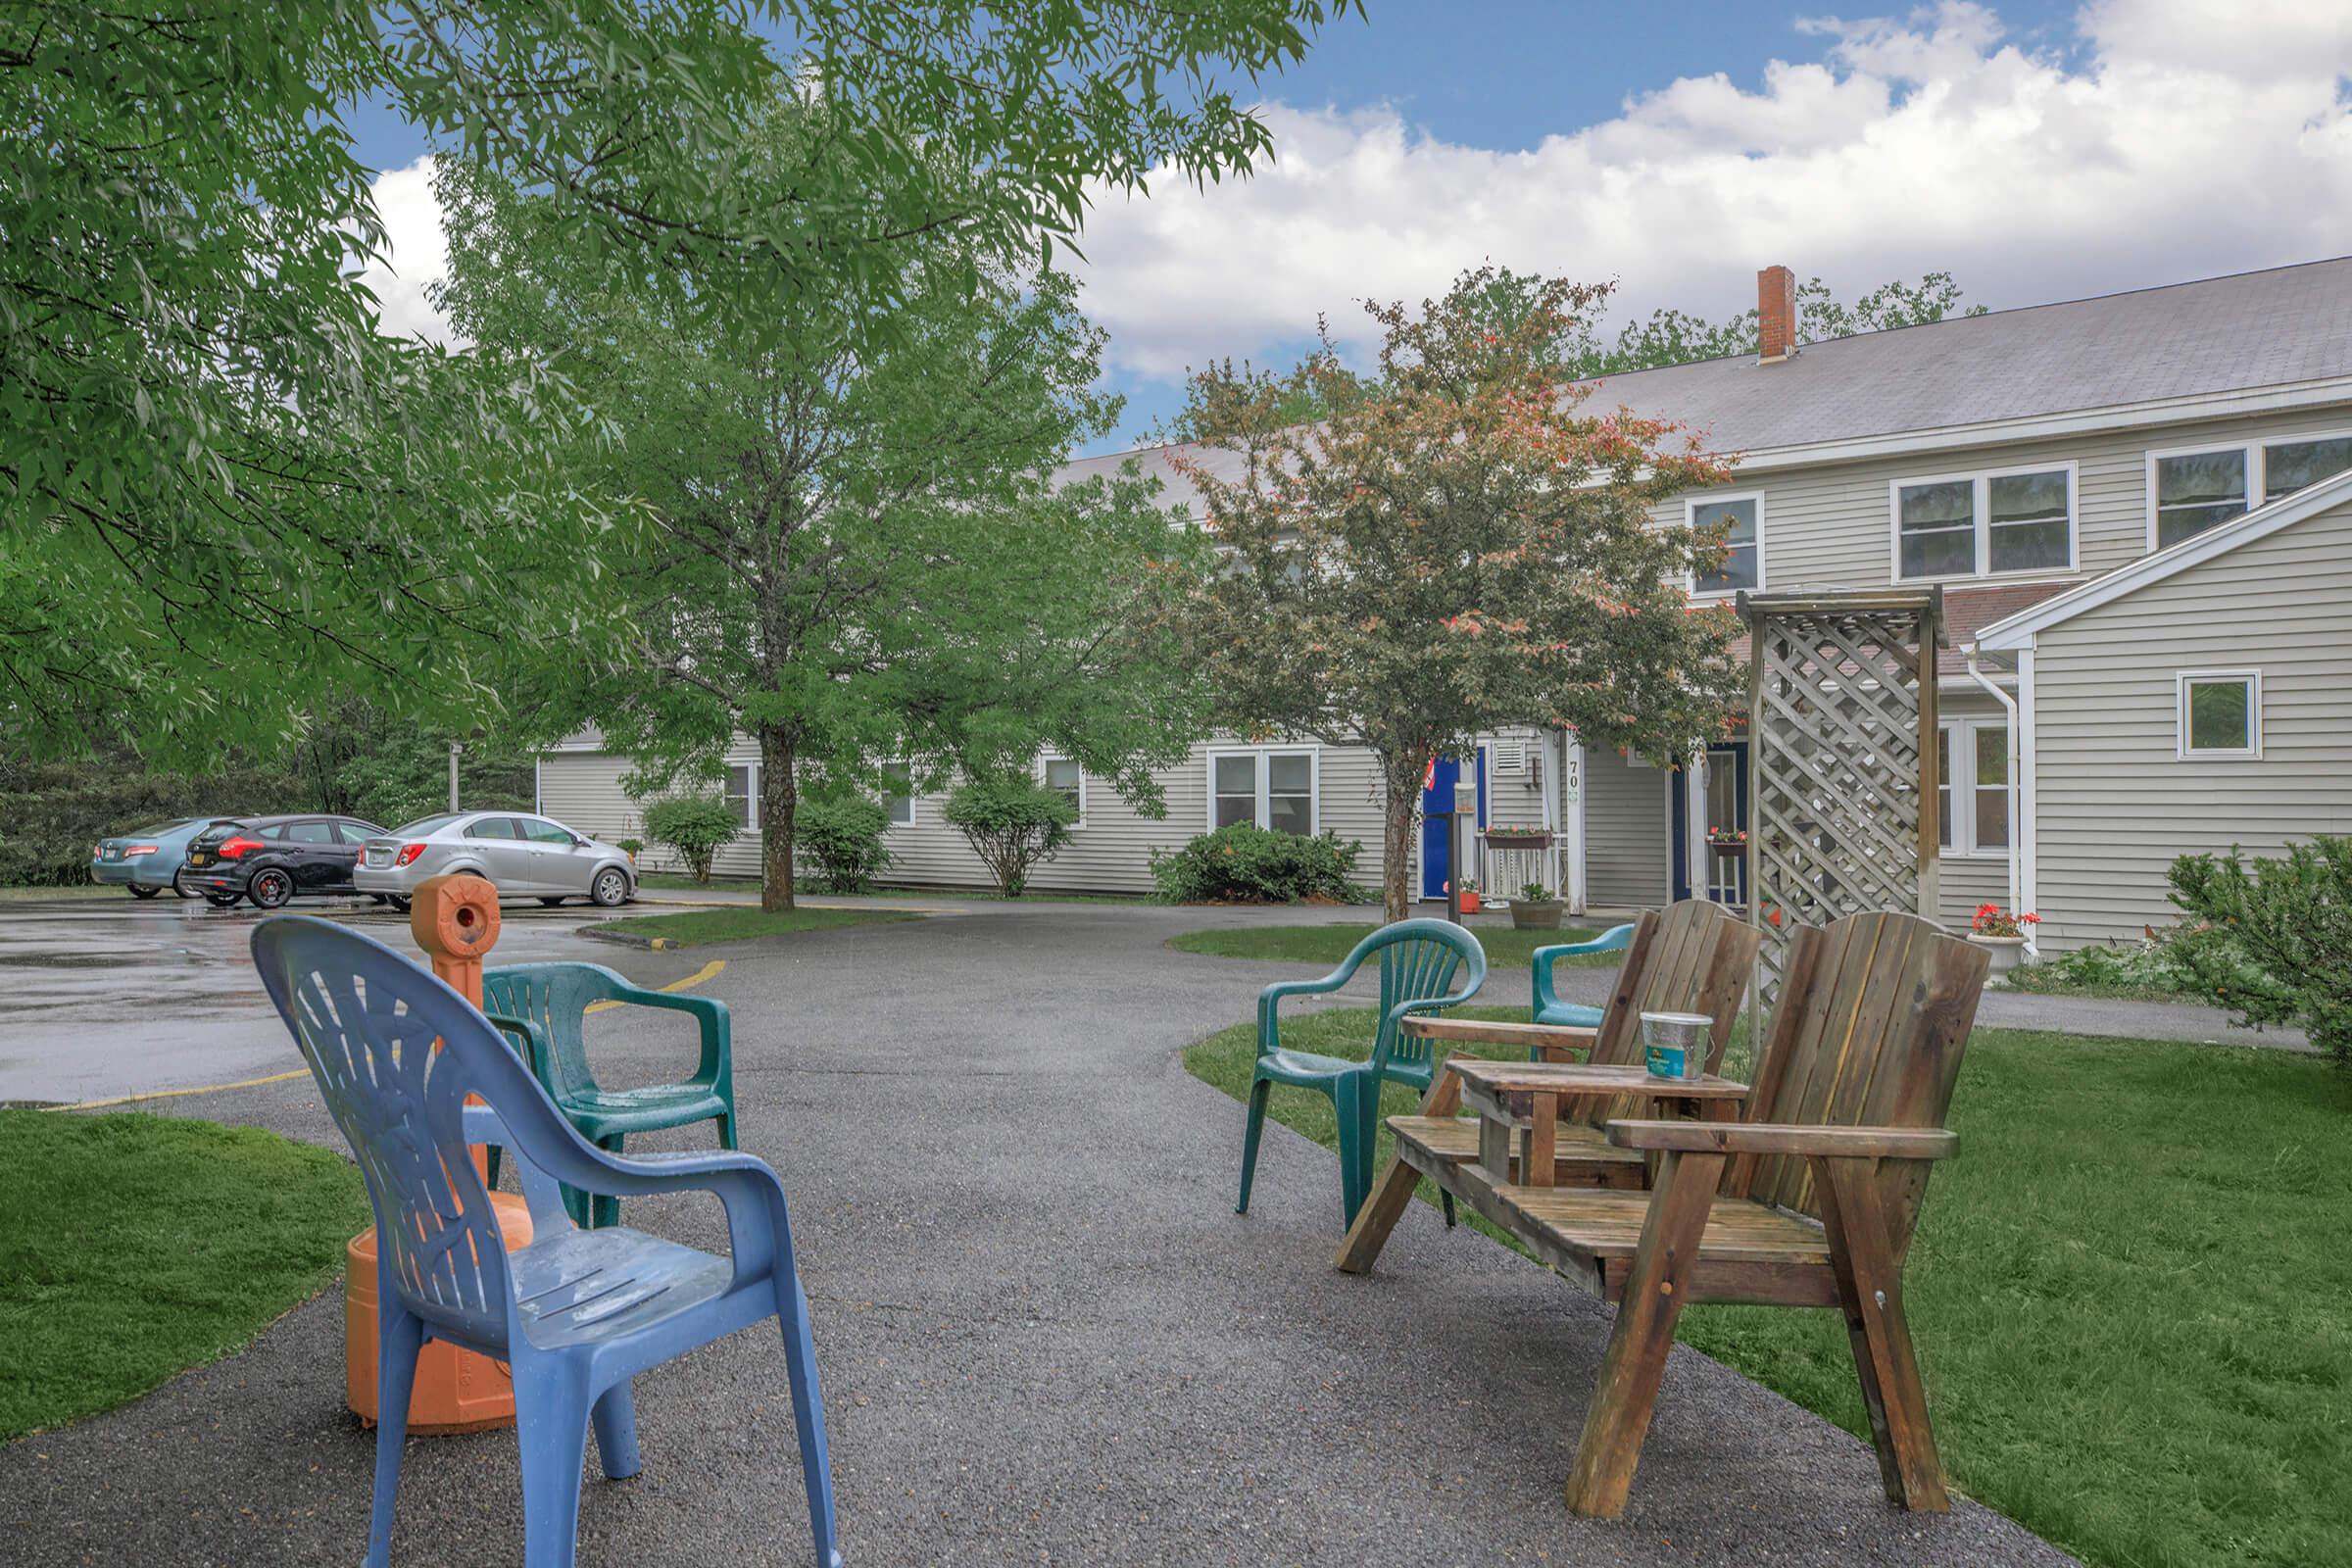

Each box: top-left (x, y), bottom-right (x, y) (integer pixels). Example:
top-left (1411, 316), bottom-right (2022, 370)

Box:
top-left (1381, 755), bottom-right (1421, 925)
top-left (760, 726), bottom-right (798, 912)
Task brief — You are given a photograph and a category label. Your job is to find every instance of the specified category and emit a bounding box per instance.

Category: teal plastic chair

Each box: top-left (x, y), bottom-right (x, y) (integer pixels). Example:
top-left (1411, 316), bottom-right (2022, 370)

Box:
top-left (251, 916), bottom-right (839, 1568)
top-left (484, 962), bottom-right (736, 1231)
top-left (1237, 918), bottom-right (1488, 1228)
top-left (1530, 922), bottom-right (1636, 1042)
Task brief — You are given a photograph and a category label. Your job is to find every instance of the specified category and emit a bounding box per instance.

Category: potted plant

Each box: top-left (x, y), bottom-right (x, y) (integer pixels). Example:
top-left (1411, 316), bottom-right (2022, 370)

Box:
top-left (1454, 878), bottom-right (1481, 915)
top-left (1968, 903), bottom-right (2039, 981)
top-left (1706, 826), bottom-right (1748, 858)
top-left (1511, 880), bottom-right (1566, 930)
top-left (1482, 827), bottom-right (1553, 851)
top-left (617, 837), bottom-right (644, 864)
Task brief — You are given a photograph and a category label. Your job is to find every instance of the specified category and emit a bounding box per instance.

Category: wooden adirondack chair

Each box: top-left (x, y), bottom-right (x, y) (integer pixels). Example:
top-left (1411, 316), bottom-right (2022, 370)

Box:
top-left (1335, 899), bottom-right (1761, 1272)
top-left (1355, 910), bottom-right (1988, 1520)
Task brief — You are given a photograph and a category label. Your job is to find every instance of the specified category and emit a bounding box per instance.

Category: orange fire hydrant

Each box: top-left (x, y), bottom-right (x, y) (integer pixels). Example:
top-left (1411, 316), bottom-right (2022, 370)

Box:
top-left (343, 873), bottom-right (535, 1433)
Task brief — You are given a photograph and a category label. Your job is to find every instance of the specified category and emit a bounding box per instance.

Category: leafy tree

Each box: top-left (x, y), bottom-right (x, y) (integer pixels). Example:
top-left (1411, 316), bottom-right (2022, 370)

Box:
top-left (943, 777), bottom-right (1078, 897)
top-left (640, 797), bottom-right (742, 885)
top-left (2169, 838), bottom-right (2352, 1069)
top-left (3, 1), bottom-right (1358, 759)
top-left (1175, 269), bottom-right (1745, 922)
top-left (442, 109), bottom-right (1216, 912)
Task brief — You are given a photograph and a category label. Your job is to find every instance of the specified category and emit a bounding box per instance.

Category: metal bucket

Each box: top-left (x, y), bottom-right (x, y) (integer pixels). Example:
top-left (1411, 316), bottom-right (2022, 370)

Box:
top-left (1641, 1010), bottom-right (1714, 1080)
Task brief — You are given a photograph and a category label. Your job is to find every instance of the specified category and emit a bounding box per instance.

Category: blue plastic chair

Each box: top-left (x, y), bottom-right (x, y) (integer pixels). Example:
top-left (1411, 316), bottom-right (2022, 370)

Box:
top-left (1237, 918), bottom-right (1488, 1228)
top-left (1530, 922), bottom-right (1636, 1039)
top-left (251, 916), bottom-right (840, 1568)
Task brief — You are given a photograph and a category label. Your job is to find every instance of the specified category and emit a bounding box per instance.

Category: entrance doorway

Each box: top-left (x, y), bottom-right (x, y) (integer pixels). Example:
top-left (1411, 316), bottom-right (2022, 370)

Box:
top-left (1668, 743), bottom-right (1749, 907)
top-left (1419, 752), bottom-right (1490, 900)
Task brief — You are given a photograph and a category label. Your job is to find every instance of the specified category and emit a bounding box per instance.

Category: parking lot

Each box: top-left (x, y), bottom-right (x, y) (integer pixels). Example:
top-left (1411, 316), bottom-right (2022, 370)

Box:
top-left (0, 893), bottom-right (709, 1105)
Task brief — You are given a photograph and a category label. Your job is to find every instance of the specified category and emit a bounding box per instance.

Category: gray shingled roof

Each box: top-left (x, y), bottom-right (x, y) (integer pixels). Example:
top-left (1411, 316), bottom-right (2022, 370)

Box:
top-left (1057, 256), bottom-right (2352, 499)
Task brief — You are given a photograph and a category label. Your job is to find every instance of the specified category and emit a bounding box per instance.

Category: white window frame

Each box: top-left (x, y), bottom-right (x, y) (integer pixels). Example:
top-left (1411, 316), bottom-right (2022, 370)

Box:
top-left (882, 760), bottom-right (914, 828)
top-left (724, 762), bottom-right (759, 832)
top-left (1937, 720), bottom-right (2013, 858)
top-left (1038, 754), bottom-right (1087, 829)
top-left (1889, 462), bottom-right (2079, 584)
top-left (2176, 669), bottom-right (2263, 760)
top-left (1203, 745), bottom-right (1321, 835)
top-left (2145, 430), bottom-right (2352, 552)
top-left (1684, 490), bottom-right (1766, 600)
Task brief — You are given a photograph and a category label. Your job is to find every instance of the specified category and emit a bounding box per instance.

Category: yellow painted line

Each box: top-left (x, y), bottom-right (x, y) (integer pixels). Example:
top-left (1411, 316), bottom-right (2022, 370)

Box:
top-left (586, 957), bottom-right (725, 1013)
top-left (48, 960), bottom-right (726, 1109)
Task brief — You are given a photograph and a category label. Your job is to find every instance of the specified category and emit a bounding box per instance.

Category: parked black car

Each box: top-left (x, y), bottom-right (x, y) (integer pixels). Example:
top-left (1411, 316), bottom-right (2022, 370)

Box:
top-left (184, 815), bottom-right (388, 909)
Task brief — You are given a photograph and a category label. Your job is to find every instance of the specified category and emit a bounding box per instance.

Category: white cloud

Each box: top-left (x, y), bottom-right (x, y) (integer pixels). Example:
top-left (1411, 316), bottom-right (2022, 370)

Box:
top-left (1068, 0), bottom-right (2352, 380)
top-left (357, 156), bottom-right (458, 345)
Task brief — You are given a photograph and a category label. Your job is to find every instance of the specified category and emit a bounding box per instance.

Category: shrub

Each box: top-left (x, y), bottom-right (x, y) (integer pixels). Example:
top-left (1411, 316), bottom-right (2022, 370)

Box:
top-left (1149, 823), bottom-right (1371, 905)
top-left (796, 798), bottom-right (891, 894)
top-left (640, 797), bottom-right (741, 884)
top-left (2168, 836), bottom-right (2352, 1068)
top-left (942, 778), bottom-right (1076, 898)
top-left (2009, 927), bottom-right (2204, 1001)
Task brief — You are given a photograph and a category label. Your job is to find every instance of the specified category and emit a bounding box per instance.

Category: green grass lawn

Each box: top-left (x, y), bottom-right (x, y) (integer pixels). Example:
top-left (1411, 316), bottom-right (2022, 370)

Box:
top-left (631, 870), bottom-right (1148, 905)
top-left (1185, 1007), bottom-right (2352, 1568)
top-left (0, 1110), bottom-right (370, 1441)
top-left (583, 905), bottom-right (922, 947)
top-left (1169, 921), bottom-right (1609, 969)
top-left (0, 883), bottom-right (140, 902)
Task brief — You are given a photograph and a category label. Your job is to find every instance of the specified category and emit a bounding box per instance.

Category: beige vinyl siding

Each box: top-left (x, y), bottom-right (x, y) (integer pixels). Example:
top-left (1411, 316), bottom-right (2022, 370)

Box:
top-left (1666, 405), bottom-right (2352, 596)
top-left (1582, 749), bottom-right (1670, 911)
top-left (2030, 497), bottom-right (2352, 951)
top-left (541, 738), bottom-right (1394, 897)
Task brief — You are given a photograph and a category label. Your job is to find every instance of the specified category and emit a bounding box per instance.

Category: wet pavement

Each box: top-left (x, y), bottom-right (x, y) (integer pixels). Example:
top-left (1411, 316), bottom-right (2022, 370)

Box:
top-left (0, 894), bottom-right (709, 1105)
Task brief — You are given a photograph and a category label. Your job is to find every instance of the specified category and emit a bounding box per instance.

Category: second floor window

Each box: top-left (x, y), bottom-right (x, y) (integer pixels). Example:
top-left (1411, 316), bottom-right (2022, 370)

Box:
top-left (1686, 494), bottom-right (1762, 596)
top-left (2149, 432), bottom-right (2352, 549)
top-left (1894, 466), bottom-right (2075, 581)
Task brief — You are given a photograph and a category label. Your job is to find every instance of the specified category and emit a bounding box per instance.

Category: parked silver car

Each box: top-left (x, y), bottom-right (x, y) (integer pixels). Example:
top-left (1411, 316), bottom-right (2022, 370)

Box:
top-left (353, 811), bottom-right (636, 910)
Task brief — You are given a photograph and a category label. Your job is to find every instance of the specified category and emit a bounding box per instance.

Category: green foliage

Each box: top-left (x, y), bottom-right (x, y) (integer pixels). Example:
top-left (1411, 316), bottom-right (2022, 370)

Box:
top-left (2170, 837), bottom-right (2352, 1067)
top-left (1519, 882), bottom-right (1555, 904)
top-left (2009, 925), bottom-right (2208, 1002)
top-left (5, 1), bottom-right (1355, 760)
top-left (796, 798), bottom-right (892, 894)
top-left (443, 106), bottom-right (1217, 911)
top-left (1174, 268), bottom-right (1745, 918)
top-left (617, 838), bottom-right (645, 855)
top-left (942, 778), bottom-right (1078, 897)
top-left (639, 797), bottom-right (742, 885)
top-left (1, 1110), bottom-right (369, 1441)
top-left (1149, 824), bottom-right (1370, 905)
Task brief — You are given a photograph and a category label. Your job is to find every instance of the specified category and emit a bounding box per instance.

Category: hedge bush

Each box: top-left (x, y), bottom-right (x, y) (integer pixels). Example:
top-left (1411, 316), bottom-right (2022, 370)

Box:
top-left (796, 798), bottom-right (891, 894)
top-left (942, 778), bottom-right (1076, 897)
top-left (1149, 823), bottom-right (1370, 905)
top-left (2169, 836), bottom-right (2352, 1068)
top-left (640, 796), bottom-right (741, 884)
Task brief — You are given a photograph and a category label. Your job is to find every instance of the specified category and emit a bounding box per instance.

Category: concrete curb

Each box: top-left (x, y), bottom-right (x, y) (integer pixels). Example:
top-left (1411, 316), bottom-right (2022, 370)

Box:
top-left (576, 925), bottom-right (681, 951)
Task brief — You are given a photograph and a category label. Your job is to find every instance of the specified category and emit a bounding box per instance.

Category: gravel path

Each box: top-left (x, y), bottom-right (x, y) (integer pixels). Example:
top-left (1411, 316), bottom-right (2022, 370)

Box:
top-left (2, 900), bottom-right (2084, 1566)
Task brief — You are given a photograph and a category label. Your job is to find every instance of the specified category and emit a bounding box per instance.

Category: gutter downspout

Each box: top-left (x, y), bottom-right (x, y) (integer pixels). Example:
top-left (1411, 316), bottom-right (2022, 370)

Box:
top-left (1963, 644), bottom-right (2032, 957)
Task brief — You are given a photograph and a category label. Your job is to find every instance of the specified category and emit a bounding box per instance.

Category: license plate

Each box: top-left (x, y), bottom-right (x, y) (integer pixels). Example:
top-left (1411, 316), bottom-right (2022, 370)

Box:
top-left (365, 849), bottom-right (389, 867)
top-left (102, 848), bottom-right (121, 859)
top-left (189, 853), bottom-right (210, 866)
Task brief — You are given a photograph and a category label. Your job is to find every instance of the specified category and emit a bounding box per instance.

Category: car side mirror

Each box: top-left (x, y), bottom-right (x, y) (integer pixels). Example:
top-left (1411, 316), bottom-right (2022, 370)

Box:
top-left (573, 835), bottom-right (593, 849)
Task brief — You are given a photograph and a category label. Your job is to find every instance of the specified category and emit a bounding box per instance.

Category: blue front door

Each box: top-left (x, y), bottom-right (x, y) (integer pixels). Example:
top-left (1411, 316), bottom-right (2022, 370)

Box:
top-left (1419, 753), bottom-right (1489, 900)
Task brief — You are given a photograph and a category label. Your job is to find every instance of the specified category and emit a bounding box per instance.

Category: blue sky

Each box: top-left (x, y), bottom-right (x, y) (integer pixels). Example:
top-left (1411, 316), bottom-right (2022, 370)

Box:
top-left (354, 3), bottom-right (2352, 456)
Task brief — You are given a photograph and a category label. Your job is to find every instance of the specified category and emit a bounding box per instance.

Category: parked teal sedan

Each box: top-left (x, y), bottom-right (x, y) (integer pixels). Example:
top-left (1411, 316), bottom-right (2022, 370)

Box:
top-left (91, 816), bottom-right (241, 898)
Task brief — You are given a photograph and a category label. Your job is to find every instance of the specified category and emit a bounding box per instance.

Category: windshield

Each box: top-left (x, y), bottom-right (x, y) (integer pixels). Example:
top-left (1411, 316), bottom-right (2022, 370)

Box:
top-left (389, 813), bottom-right (462, 838)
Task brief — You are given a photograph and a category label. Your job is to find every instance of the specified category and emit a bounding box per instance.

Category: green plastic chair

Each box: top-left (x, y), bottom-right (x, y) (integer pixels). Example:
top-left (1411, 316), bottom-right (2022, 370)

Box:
top-left (484, 961), bottom-right (736, 1230)
top-left (1237, 918), bottom-right (1488, 1229)
top-left (1529, 922), bottom-right (1637, 1045)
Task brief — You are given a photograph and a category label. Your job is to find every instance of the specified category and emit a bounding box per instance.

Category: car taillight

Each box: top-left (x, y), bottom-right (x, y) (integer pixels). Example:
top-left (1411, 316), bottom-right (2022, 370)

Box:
top-left (124, 844), bottom-right (160, 857)
top-left (218, 836), bottom-right (266, 858)
top-left (91, 843), bottom-right (102, 859)
top-left (395, 843), bottom-right (427, 866)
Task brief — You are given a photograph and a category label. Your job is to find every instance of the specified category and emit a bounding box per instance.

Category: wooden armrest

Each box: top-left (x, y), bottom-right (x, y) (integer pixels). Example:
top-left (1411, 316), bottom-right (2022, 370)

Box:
top-left (1604, 1120), bottom-right (1958, 1160)
top-left (1403, 1016), bottom-right (1597, 1051)
top-left (1453, 1060), bottom-right (1747, 1100)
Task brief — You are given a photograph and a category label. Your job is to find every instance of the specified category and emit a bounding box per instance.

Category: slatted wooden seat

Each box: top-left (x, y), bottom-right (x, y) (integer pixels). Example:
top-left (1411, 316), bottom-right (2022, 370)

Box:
top-left (1336, 900), bottom-right (1761, 1269)
top-left (1342, 909), bottom-right (1988, 1521)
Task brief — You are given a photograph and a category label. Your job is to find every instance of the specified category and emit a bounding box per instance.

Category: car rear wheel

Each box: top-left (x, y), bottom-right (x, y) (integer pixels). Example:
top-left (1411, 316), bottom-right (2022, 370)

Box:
top-left (204, 891), bottom-right (241, 908)
top-left (590, 867), bottom-right (629, 908)
top-left (128, 883), bottom-right (161, 900)
top-left (250, 868), bottom-right (295, 910)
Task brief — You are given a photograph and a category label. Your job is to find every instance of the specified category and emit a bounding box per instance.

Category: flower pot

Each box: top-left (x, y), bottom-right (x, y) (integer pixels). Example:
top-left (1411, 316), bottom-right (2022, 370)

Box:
top-left (1967, 933), bottom-right (2028, 982)
top-left (1708, 839), bottom-right (1747, 858)
top-left (1510, 899), bottom-right (1566, 930)
top-left (1457, 891), bottom-right (1482, 914)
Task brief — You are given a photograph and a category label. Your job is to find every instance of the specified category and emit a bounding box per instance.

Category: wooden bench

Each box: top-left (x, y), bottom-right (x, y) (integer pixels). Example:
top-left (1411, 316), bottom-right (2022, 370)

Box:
top-left (1339, 909), bottom-right (1988, 1520)
top-left (1336, 900), bottom-right (1761, 1270)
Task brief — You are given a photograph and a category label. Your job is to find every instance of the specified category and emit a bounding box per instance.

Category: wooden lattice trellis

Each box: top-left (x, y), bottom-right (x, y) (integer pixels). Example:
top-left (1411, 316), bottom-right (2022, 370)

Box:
top-left (1737, 588), bottom-right (1944, 1005)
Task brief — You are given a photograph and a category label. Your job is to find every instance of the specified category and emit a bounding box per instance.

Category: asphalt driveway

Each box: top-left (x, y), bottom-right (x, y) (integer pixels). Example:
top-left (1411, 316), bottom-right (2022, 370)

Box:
top-left (1, 896), bottom-right (2100, 1565)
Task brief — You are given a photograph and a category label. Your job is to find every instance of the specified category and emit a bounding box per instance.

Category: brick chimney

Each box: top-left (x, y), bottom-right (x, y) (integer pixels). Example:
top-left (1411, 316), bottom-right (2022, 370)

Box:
top-left (1757, 264), bottom-right (1798, 364)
